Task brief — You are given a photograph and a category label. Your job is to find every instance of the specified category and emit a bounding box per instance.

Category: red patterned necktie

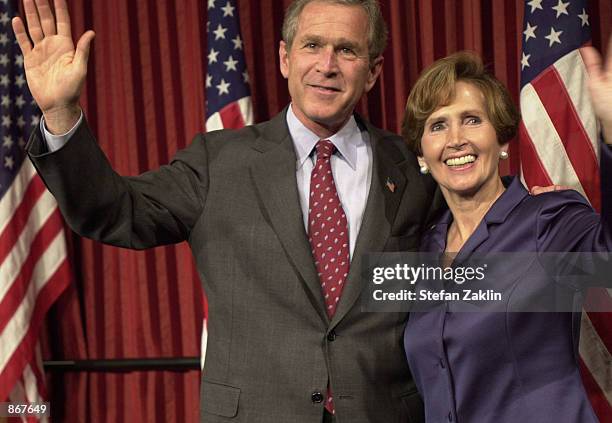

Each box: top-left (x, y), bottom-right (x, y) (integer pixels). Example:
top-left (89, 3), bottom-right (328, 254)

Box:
top-left (307, 139), bottom-right (350, 415)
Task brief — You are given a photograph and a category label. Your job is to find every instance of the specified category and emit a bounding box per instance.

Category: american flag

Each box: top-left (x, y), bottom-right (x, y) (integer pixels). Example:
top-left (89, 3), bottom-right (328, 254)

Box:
top-left (0, 0), bottom-right (70, 414)
top-left (201, 0), bottom-right (253, 367)
top-left (205, 0), bottom-right (253, 131)
top-left (518, 0), bottom-right (612, 420)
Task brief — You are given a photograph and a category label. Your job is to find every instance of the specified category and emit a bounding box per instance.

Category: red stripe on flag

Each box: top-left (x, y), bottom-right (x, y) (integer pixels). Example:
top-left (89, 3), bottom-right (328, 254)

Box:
top-left (0, 209), bottom-right (63, 335)
top-left (219, 101), bottom-right (245, 129)
top-left (0, 259), bottom-right (70, 402)
top-left (518, 122), bottom-right (553, 188)
top-left (579, 358), bottom-right (612, 423)
top-left (530, 67), bottom-right (601, 210)
top-left (0, 176), bottom-right (46, 264)
top-left (585, 310), bottom-right (612, 353)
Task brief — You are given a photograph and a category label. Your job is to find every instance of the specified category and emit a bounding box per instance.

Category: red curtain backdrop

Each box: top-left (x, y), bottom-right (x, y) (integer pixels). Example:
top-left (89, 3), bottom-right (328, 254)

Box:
top-left (36, 1), bottom-right (610, 422)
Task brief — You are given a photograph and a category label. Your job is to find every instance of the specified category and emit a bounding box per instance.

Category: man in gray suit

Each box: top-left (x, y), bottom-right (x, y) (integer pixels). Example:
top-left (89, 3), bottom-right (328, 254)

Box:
top-left (15, 0), bottom-right (436, 421)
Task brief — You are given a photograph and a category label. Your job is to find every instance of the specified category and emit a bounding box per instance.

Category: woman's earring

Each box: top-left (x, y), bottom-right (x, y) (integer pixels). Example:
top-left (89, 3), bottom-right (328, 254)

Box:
top-left (419, 164), bottom-right (429, 174)
top-left (500, 151), bottom-right (509, 160)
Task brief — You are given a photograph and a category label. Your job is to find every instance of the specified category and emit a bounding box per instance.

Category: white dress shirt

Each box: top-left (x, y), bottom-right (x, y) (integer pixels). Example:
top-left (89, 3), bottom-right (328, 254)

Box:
top-left (286, 104), bottom-right (372, 259)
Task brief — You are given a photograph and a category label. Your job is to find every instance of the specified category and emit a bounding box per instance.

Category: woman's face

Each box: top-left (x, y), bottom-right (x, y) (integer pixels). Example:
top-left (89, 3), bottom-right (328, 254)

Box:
top-left (419, 81), bottom-right (507, 198)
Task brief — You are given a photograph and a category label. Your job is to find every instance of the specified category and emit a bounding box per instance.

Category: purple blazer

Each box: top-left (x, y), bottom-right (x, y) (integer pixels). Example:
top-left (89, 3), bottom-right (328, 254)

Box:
top-left (404, 147), bottom-right (612, 423)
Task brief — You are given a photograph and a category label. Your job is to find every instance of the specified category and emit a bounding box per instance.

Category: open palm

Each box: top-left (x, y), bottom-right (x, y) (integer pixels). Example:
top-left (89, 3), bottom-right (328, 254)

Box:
top-left (582, 36), bottom-right (612, 136)
top-left (12, 0), bottom-right (94, 118)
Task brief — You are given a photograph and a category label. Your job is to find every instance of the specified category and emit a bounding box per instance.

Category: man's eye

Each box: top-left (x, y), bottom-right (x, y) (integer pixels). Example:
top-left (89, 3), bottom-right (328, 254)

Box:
top-left (305, 42), bottom-right (318, 49)
top-left (465, 116), bottom-right (481, 124)
top-left (340, 47), bottom-right (354, 55)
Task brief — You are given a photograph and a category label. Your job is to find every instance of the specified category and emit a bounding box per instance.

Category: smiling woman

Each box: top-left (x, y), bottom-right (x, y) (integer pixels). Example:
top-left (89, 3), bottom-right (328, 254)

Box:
top-left (400, 50), bottom-right (612, 422)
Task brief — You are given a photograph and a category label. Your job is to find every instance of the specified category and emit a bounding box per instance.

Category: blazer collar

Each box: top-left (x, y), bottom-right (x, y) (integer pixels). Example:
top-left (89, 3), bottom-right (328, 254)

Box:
top-left (430, 176), bottom-right (528, 255)
top-left (249, 108), bottom-right (413, 326)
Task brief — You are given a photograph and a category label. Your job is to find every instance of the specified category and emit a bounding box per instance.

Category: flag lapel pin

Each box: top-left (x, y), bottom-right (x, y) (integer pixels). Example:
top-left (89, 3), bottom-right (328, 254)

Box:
top-left (386, 177), bottom-right (396, 193)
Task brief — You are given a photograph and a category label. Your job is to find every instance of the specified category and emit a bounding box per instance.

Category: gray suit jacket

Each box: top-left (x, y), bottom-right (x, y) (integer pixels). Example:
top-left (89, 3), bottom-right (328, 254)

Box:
top-left (27, 109), bottom-right (437, 423)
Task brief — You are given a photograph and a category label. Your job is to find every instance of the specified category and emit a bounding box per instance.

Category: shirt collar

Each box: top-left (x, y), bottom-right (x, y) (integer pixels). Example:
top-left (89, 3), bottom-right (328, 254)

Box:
top-left (286, 104), bottom-right (362, 170)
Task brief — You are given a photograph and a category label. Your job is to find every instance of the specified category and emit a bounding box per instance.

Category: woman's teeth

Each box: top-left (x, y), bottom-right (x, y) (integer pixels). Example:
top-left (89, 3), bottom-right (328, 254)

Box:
top-left (446, 155), bottom-right (476, 167)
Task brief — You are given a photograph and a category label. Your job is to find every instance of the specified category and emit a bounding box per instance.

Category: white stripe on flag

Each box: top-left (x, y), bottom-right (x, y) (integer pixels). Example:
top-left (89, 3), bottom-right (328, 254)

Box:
top-left (238, 96), bottom-right (253, 126)
top-left (520, 83), bottom-right (588, 198)
top-left (0, 190), bottom-right (59, 297)
top-left (554, 50), bottom-right (599, 158)
top-left (580, 312), bottom-right (612, 404)
top-left (0, 231), bottom-right (67, 374)
top-left (0, 160), bottom-right (36, 236)
top-left (206, 112), bottom-right (224, 132)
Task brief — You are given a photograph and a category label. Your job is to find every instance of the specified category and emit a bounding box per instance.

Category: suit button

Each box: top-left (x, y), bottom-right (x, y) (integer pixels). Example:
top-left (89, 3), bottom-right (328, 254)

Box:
top-left (311, 392), bottom-right (324, 403)
top-left (448, 411), bottom-right (453, 421)
top-left (439, 358), bottom-right (445, 369)
top-left (327, 331), bottom-right (336, 341)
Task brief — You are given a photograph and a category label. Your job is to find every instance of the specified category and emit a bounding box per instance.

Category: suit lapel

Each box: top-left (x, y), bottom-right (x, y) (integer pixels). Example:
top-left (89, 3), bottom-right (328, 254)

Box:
top-left (249, 111), bottom-right (329, 323)
top-left (331, 121), bottom-right (409, 326)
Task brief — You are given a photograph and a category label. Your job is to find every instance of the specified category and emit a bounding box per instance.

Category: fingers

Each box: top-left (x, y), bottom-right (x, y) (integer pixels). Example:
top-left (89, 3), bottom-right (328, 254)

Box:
top-left (24, 0), bottom-right (44, 43)
top-left (54, 0), bottom-right (72, 38)
top-left (34, 0), bottom-right (57, 37)
top-left (12, 17), bottom-right (32, 55)
top-left (581, 46), bottom-right (603, 81)
top-left (74, 30), bottom-right (95, 70)
top-left (606, 34), bottom-right (612, 75)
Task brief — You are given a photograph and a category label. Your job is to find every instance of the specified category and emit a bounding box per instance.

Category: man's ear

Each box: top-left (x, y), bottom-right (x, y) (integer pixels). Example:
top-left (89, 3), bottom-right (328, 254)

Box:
top-left (279, 40), bottom-right (289, 79)
top-left (365, 55), bottom-right (384, 92)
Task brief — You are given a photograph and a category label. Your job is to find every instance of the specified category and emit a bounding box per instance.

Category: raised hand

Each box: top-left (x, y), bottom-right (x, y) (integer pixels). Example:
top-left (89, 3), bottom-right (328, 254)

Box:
top-left (12, 0), bottom-right (95, 134)
top-left (582, 36), bottom-right (612, 142)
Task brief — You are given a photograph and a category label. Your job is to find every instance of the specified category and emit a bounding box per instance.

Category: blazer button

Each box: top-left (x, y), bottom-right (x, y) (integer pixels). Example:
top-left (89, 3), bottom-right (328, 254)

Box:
top-left (327, 330), bottom-right (336, 341)
top-left (448, 411), bottom-right (453, 421)
top-left (311, 392), bottom-right (324, 403)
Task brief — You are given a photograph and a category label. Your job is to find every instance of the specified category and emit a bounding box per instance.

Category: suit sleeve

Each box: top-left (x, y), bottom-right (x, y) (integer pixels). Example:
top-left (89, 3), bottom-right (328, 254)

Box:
top-left (27, 118), bottom-right (208, 250)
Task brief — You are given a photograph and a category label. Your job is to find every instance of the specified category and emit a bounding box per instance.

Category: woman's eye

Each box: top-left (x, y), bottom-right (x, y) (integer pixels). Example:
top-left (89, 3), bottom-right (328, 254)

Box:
top-left (430, 122), bottom-right (444, 132)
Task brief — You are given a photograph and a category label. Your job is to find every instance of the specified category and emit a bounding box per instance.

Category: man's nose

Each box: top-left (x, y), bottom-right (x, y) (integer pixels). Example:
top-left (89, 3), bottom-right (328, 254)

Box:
top-left (316, 47), bottom-right (339, 75)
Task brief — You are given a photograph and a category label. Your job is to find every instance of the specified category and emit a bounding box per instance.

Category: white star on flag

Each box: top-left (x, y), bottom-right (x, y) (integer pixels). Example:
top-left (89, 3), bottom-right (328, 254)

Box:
top-left (2, 134), bottom-right (11, 148)
top-left (232, 35), bottom-right (243, 50)
top-left (15, 95), bottom-right (24, 108)
top-left (577, 9), bottom-right (589, 27)
top-left (544, 27), bottom-right (563, 47)
top-left (208, 48), bottom-right (219, 63)
top-left (4, 154), bottom-right (13, 169)
top-left (521, 52), bottom-right (531, 70)
top-left (551, 0), bottom-right (570, 18)
top-left (207, 0), bottom-right (215, 9)
top-left (224, 55), bottom-right (238, 71)
top-left (527, 0), bottom-right (543, 13)
top-left (15, 73), bottom-right (25, 88)
top-left (216, 78), bottom-right (231, 95)
top-left (213, 24), bottom-right (228, 40)
top-left (0, 53), bottom-right (7, 66)
top-left (221, 2), bottom-right (235, 17)
top-left (524, 22), bottom-right (537, 41)
top-left (206, 74), bottom-right (212, 88)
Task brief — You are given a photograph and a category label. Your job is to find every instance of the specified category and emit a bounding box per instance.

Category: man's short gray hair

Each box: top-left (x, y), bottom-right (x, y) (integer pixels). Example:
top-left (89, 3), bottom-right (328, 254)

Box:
top-left (281, 0), bottom-right (388, 62)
